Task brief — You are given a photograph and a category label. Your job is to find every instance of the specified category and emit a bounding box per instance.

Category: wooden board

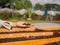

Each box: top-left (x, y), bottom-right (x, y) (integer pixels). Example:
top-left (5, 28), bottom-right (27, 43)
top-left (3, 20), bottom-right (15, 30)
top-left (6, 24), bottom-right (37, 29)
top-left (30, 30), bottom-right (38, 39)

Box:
top-left (0, 37), bottom-right (60, 45)
top-left (0, 27), bottom-right (60, 32)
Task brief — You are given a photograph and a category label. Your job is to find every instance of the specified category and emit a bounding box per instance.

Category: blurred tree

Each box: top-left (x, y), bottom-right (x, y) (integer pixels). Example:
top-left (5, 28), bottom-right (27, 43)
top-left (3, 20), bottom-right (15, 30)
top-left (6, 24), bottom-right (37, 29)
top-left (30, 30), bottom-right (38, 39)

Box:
top-left (34, 3), bottom-right (42, 10)
top-left (23, 0), bottom-right (32, 9)
top-left (56, 5), bottom-right (60, 11)
top-left (9, 0), bottom-right (13, 9)
top-left (15, 0), bottom-right (24, 10)
top-left (0, 0), bottom-right (9, 7)
top-left (0, 0), bottom-right (32, 20)
top-left (45, 4), bottom-right (60, 11)
top-left (23, 0), bottom-right (32, 20)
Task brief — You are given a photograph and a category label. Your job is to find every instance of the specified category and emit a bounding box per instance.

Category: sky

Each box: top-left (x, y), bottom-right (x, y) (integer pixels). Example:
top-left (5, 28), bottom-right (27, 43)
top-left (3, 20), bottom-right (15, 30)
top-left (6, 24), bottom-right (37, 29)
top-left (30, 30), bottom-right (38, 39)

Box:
top-left (30, 0), bottom-right (60, 6)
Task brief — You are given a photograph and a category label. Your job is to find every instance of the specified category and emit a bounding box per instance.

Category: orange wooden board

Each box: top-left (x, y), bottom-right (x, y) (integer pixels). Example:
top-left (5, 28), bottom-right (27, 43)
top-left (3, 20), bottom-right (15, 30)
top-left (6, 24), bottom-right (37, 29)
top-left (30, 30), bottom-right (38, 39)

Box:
top-left (0, 37), bottom-right (60, 45)
top-left (0, 27), bottom-right (60, 32)
top-left (42, 27), bottom-right (60, 31)
top-left (0, 28), bottom-right (36, 32)
top-left (0, 27), bottom-right (60, 45)
top-left (0, 32), bottom-right (53, 39)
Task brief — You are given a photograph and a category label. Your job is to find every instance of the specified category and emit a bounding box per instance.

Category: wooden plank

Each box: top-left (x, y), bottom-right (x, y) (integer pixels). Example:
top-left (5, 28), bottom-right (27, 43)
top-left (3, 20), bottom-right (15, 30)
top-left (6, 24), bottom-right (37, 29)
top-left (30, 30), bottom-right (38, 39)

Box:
top-left (0, 37), bottom-right (60, 45)
top-left (0, 27), bottom-right (60, 32)
top-left (0, 28), bottom-right (36, 32)
top-left (42, 27), bottom-right (60, 31)
top-left (0, 32), bottom-right (53, 39)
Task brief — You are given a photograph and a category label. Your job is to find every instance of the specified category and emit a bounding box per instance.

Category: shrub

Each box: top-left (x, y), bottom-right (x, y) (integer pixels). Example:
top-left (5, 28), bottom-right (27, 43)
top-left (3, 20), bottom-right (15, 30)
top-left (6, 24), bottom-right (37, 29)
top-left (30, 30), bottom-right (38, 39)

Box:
top-left (13, 12), bottom-right (23, 20)
top-left (31, 13), bottom-right (45, 20)
top-left (0, 10), bottom-right (10, 20)
top-left (31, 13), bottom-right (40, 20)
top-left (53, 14), bottom-right (60, 21)
top-left (0, 10), bottom-right (23, 20)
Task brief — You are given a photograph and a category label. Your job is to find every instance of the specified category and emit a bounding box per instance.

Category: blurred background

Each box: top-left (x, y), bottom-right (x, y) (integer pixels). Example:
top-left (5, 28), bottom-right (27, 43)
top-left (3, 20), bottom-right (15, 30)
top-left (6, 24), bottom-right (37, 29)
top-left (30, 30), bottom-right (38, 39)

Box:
top-left (0, 0), bottom-right (60, 23)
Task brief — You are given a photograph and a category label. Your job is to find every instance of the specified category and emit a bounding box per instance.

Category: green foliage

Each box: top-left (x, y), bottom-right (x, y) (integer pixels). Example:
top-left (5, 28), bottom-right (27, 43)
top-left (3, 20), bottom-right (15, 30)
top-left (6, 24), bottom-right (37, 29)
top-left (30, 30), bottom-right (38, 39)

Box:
top-left (0, 0), bottom-right (2, 6)
top-left (13, 12), bottom-right (23, 20)
top-left (27, 8), bottom-right (31, 17)
top-left (23, 0), bottom-right (32, 9)
top-left (0, 10), bottom-right (22, 20)
top-left (0, 0), bottom-right (9, 6)
top-left (34, 3), bottom-right (42, 10)
top-left (56, 5), bottom-right (60, 11)
top-left (9, 0), bottom-right (13, 9)
top-left (9, 11), bottom-right (23, 20)
top-left (20, 0), bottom-right (32, 20)
top-left (15, 0), bottom-right (32, 10)
top-left (45, 4), bottom-right (60, 11)
top-left (15, 0), bottom-right (23, 10)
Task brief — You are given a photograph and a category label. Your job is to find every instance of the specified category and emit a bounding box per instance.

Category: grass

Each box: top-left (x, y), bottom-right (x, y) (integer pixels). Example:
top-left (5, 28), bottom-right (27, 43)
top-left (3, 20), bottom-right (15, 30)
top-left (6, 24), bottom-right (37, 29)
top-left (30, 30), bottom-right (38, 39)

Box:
top-left (7, 18), bottom-right (49, 23)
